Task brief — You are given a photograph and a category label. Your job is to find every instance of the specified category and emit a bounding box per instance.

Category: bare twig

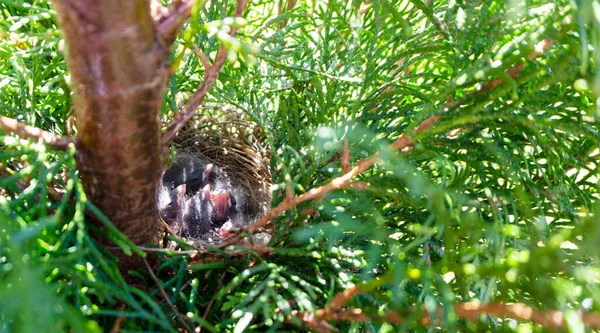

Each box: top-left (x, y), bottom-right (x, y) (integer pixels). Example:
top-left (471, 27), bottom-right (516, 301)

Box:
top-left (295, 302), bottom-right (600, 331)
top-left (247, 154), bottom-right (380, 233)
top-left (142, 258), bottom-right (194, 333)
top-left (278, 0), bottom-right (298, 30)
top-left (109, 304), bottom-right (127, 333)
top-left (480, 39), bottom-right (554, 92)
top-left (453, 302), bottom-right (600, 329)
top-left (272, 38), bottom-right (559, 332)
top-left (244, 38), bottom-right (555, 235)
top-left (0, 115), bottom-right (73, 150)
top-left (390, 115), bottom-right (441, 151)
top-left (348, 181), bottom-right (369, 190)
top-left (107, 246), bottom-right (198, 255)
top-left (109, 315), bottom-right (126, 333)
top-left (285, 180), bottom-right (294, 201)
top-left (162, 0), bottom-right (249, 148)
top-left (189, 243), bottom-right (273, 263)
top-left (293, 310), bottom-right (339, 333)
top-left (0, 166), bottom-right (68, 203)
top-left (156, 0), bottom-right (195, 46)
top-left (198, 271), bottom-right (227, 333)
top-left (327, 287), bottom-right (360, 312)
top-left (192, 45), bottom-right (212, 70)
top-left (341, 139), bottom-right (351, 174)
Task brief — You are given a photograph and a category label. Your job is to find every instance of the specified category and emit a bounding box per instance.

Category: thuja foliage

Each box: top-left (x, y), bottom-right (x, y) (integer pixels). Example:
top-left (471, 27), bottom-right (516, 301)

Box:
top-left (2, 0), bottom-right (600, 332)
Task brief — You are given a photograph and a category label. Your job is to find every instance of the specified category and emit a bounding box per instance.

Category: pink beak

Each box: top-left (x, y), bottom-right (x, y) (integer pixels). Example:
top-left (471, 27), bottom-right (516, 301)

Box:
top-left (175, 183), bottom-right (186, 206)
top-left (210, 190), bottom-right (231, 221)
top-left (202, 164), bottom-right (214, 182)
top-left (201, 184), bottom-right (211, 200)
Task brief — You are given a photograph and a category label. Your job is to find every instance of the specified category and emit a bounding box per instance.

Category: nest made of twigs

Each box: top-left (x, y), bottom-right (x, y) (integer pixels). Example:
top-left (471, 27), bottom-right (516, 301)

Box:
top-left (166, 105), bottom-right (272, 246)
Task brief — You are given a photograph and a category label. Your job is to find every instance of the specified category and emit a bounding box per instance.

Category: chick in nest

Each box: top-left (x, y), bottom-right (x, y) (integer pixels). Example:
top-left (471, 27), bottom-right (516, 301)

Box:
top-left (157, 154), bottom-right (253, 241)
top-left (158, 106), bottom-right (272, 243)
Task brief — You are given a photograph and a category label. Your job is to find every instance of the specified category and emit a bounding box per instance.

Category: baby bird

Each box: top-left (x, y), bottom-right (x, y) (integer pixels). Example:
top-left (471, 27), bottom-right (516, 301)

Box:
top-left (157, 183), bottom-right (186, 225)
top-left (210, 189), bottom-right (233, 222)
top-left (158, 154), bottom-right (242, 240)
top-left (180, 184), bottom-right (213, 239)
top-left (162, 156), bottom-right (214, 195)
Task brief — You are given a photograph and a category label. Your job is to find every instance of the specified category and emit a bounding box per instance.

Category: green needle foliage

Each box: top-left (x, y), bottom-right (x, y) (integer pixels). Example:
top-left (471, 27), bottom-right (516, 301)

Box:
top-left (2, 0), bottom-right (600, 332)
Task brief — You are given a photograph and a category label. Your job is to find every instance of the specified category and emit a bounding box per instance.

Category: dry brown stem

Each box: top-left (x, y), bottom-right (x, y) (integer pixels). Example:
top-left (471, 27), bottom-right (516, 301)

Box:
top-left (143, 257), bottom-right (194, 333)
top-left (285, 180), bottom-right (294, 201)
top-left (198, 271), bottom-right (226, 333)
top-left (156, 0), bottom-right (195, 46)
top-left (295, 302), bottom-right (600, 332)
top-left (247, 154), bottom-right (380, 233)
top-left (341, 139), bottom-right (351, 174)
top-left (162, 0), bottom-right (249, 147)
top-left (452, 302), bottom-right (600, 328)
top-left (0, 165), bottom-right (67, 203)
top-left (189, 243), bottom-right (273, 263)
top-left (239, 38), bottom-right (560, 333)
top-left (480, 39), bottom-right (553, 92)
top-left (0, 115), bottom-right (73, 150)
top-left (277, 0), bottom-right (298, 30)
top-left (192, 45), bottom-right (212, 70)
top-left (324, 287), bottom-right (361, 313)
top-left (245, 38), bottom-right (555, 236)
top-left (109, 305), bottom-right (127, 333)
top-left (292, 310), bottom-right (339, 333)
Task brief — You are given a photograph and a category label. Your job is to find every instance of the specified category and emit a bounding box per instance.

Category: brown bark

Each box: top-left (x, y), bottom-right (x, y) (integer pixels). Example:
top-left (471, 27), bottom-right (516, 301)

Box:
top-left (51, 0), bottom-right (170, 272)
top-left (0, 115), bottom-right (73, 150)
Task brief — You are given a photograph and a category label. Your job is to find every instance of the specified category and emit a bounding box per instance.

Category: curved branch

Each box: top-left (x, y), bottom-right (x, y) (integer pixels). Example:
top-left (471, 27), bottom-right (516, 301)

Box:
top-left (156, 0), bottom-right (195, 46)
top-left (161, 0), bottom-right (249, 147)
top-left (0, 115), bottom-right (74, 150)
top-left (143, 258), bottom-right (194, 333)
top-left (247, 154), bottom-right (380, 233)
top-left (295, 302), bottom-right (600, 333)
top-left (243, 38), bottom-right (555, 235)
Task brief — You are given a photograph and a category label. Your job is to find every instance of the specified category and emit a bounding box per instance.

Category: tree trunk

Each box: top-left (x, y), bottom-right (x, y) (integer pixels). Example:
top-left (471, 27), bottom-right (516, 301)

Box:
top-left (52, 0), bottom-right (169, 272)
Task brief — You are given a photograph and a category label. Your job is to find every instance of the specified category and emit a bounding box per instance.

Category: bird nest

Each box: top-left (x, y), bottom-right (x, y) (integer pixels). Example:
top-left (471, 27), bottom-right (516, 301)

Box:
top-left (160, 105), bottom-right (272, 250)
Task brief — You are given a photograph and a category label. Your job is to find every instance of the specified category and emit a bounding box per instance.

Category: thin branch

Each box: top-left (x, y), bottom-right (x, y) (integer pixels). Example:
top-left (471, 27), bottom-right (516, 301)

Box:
top-left (0, 166), bottom-right (68, 203)
top-left (453, 303), bottom-right (600, 329)
top-left (143, 258), bottom-right (194, 333)
top-left (198, 271), bottom-right (226, 333)
top-left (107, 245), bottom-right (198, 255)
top-left (0, 115), bottom-right (73, 150)
top-left (189, 243), bottom-right (273, 263)
top-left (247, 154), bottom-right (380, 233)
top-left (390, 115), bottom-right (441, 151)
top-left (156, 0), bottom-right (195, 46)
top-left (277, 0), bottom-right (297, 30)
top-left (480, 39), bottom-right (554, 92)
top-left (267, 38), bottom-right (561, 332)
top-left (111, 241), bottom-right (273, 260)
top-left (109, 304), bottom-right (127, 333)
top-left (244, 38), bottom-right (555, 235)
top-left (292, 310), bottom-right (339, 333)
top-left (192, 45), bottom-right (212, 70)
top-left (162, 0), bottom-right (249, 148)
top-left (295, 302), bottom-right (600, 331)
top-left (285, 179), bottom-right (294, 201)
top-left (327, 287), bottom-right (360, 312)
top-left (341, 139), bottom-right (351, 174)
